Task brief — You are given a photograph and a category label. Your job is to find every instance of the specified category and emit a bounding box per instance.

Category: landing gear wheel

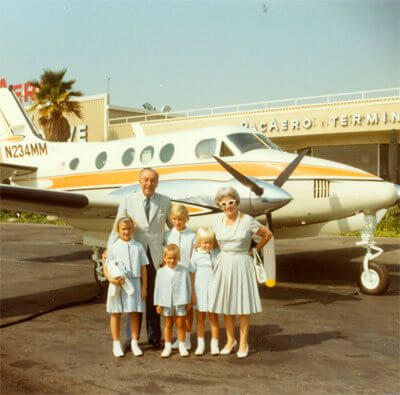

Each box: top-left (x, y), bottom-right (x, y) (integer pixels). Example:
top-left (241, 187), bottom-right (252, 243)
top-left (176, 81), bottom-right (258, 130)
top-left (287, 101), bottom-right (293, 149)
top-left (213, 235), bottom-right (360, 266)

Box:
top-left (357, 262), bottom-right (390, 295)
top-left (93, 262), bottom-right (107, 289)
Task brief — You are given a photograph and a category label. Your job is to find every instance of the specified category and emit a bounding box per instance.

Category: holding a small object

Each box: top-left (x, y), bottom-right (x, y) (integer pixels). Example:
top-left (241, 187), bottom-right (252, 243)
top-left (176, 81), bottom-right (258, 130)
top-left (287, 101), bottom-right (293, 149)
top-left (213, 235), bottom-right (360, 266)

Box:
top-left (104, 216), bottom-right (148, 358)
top-left (154, 244), bottom-right (193, 358)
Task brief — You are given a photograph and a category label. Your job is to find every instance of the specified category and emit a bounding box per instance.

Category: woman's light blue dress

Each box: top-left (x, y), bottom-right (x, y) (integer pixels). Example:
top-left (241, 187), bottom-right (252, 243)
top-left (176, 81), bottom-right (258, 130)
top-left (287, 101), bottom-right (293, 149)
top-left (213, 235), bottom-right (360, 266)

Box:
top-left (208, 213), bottom-right (262, 315)
top-left (105, 238), bottom-right (148, 313)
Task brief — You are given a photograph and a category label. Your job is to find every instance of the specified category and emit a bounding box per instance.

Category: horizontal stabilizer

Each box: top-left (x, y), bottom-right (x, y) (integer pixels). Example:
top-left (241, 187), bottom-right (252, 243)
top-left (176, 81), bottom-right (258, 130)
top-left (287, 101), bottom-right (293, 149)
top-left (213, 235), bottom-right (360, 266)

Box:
top-left (0, 184), bottom-right (119, 218)
top-left (0, 163), bottom-right (37, 180)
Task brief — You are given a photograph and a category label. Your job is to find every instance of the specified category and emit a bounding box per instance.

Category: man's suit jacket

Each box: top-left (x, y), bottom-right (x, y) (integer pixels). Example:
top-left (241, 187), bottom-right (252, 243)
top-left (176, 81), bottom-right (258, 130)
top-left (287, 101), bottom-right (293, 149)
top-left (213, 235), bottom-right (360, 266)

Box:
top-left (108, 191), bottom-right (171, 268)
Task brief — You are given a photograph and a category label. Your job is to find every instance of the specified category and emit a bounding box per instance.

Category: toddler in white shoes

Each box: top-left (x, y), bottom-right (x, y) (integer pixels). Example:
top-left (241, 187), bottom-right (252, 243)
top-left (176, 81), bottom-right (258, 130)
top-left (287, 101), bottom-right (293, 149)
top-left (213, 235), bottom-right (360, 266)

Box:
top-left (103, 217), bottom-right (148, 358)
top-left (154, 244), bottom-right (194, 357)
top-left (191, 227), bottom-right (220, 356)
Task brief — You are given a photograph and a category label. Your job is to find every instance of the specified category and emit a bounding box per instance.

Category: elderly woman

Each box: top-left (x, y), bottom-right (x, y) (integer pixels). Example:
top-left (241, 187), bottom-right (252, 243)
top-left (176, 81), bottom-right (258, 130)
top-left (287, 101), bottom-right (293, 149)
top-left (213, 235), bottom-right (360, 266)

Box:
top-left (208, 186), bottom-right (272, 358)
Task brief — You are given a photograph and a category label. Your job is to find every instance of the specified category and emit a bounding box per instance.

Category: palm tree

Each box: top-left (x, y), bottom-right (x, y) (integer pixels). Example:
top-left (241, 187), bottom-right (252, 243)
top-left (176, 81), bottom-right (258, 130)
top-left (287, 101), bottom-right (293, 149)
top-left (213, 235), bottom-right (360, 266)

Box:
top-left (29, 69), bottom-right (83, 142)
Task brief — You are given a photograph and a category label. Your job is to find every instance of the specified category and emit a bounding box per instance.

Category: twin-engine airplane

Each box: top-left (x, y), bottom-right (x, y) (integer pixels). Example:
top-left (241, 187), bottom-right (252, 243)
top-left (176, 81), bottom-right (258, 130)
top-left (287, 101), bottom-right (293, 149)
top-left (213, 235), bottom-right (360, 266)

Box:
top-left (1, 87), bottom-right (399, 295)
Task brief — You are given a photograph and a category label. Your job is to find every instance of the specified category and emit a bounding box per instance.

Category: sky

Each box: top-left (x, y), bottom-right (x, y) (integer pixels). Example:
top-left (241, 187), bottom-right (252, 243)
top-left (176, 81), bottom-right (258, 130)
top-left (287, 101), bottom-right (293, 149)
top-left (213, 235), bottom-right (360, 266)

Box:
top-left (1, 0), bottom-right (399, 111)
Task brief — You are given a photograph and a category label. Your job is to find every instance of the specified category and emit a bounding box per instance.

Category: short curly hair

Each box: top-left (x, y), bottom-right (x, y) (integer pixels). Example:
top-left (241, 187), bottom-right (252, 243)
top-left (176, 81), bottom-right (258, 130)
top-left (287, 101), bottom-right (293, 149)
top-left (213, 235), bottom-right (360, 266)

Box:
top-left (215, 186), bottom-right (240, 205)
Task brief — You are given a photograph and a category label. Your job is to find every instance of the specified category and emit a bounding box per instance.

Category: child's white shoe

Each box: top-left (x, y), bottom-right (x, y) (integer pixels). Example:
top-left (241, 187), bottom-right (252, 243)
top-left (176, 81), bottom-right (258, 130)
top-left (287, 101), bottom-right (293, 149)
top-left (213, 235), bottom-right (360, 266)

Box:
top-left (178, 342), bottom-right (189, 357)
top-left (184, 332), bottom-right (192, 350)
top-left (161, 342), bottom-right (172, 358)
top-left (131, 340), bottom-right (143, 357)
top-left (194, 337), bottom-right (205, 356)
top-left (210, 338), bottom-right (220, 355)
top-left (171, 339), bottom-right (179, 349)
top-left (112, 341), bottom-right (124, 357)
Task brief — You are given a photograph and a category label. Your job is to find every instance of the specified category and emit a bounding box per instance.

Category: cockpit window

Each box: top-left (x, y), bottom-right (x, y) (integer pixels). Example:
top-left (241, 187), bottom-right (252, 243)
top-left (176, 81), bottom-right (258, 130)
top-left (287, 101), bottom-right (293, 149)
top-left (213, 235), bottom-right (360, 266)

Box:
top-left (220, 141), bottom-right (234, 157)
top-left (227, 133), bottom-right (282, 153)
top-left (195, 138), bottom-right (216, 159)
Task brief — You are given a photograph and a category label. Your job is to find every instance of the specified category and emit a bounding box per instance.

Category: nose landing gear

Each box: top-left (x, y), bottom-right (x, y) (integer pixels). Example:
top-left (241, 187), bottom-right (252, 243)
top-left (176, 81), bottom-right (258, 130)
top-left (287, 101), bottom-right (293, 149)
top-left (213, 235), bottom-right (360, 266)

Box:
top-left (356, 214), bottom-right (390, 295)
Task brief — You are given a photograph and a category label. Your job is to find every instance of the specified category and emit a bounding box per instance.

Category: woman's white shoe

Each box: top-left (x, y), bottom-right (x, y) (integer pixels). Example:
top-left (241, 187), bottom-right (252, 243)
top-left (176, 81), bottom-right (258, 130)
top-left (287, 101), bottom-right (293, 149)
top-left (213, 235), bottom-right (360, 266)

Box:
top-left (220, 339), bottom-right (237, 355)
top-left (112, 341), bottom-right (124, 357)
top-left (237, 344), bottom-right (249, 358)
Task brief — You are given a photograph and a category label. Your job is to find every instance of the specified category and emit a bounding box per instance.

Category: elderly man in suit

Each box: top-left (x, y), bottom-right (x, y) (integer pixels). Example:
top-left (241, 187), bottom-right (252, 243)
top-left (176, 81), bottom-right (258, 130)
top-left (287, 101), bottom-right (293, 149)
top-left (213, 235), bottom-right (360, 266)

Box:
top-left (104, 167), bottom-right (171, 349)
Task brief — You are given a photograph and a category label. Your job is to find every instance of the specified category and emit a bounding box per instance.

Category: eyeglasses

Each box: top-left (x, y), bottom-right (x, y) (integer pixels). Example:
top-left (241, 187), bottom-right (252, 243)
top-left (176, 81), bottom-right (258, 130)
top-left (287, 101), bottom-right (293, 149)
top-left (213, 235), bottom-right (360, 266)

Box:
top-left (219, 199), bottom-right (236, 208)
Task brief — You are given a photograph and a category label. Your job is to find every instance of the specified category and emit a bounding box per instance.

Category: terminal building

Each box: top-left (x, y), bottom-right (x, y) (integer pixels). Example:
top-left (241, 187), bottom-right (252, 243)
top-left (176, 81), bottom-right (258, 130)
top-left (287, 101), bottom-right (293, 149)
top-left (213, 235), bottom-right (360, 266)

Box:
top-left (28, 87), bottom-right (400, 184)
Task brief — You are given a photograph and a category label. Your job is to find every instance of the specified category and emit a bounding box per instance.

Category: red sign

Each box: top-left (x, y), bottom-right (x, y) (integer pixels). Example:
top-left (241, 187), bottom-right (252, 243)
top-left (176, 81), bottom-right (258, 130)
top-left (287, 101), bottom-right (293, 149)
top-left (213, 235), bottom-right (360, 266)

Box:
top-left (0, 77), bottom-right (36, 103)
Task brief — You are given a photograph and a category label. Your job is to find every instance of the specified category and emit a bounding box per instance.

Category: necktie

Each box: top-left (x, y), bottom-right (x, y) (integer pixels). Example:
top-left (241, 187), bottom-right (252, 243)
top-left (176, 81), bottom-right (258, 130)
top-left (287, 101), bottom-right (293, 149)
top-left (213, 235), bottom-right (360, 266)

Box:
top-left (144, 198), bottom-right (150, 221)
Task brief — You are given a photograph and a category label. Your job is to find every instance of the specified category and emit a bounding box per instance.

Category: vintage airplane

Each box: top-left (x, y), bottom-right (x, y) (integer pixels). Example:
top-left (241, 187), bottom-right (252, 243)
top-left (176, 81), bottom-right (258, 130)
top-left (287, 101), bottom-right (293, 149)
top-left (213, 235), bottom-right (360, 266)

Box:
top-left (1, 87), bottom-right (399, 295)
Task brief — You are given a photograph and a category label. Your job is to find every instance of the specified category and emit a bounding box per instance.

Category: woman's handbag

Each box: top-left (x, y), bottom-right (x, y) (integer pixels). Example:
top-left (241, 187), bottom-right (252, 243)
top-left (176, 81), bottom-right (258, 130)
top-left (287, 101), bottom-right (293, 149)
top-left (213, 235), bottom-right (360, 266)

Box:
top-left (252, 248), bottom-right (267, 284)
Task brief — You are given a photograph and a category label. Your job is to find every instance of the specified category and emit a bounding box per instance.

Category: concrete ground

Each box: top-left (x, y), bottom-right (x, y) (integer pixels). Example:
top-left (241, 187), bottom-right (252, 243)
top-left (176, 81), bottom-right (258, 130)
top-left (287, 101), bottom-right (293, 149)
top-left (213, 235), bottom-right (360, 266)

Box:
top-left (0, 223), bottom-right (399, 395)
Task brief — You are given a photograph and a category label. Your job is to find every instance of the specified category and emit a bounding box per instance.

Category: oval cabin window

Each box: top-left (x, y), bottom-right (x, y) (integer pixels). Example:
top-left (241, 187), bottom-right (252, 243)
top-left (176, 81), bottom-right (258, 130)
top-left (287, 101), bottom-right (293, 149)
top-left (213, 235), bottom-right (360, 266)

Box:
top-left (69, 158), bottom-right (79, 170)
top-left (122, 148), bottom-right (135, 166)
top-left (96, 152), bottom-right (107, 169)
top-left (159, 143), bottom-right (174, 163)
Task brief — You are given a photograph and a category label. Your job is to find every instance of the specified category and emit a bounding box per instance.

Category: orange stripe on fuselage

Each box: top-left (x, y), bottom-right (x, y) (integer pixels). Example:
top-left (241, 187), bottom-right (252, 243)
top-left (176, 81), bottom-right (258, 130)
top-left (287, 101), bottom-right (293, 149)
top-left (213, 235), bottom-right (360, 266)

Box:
top-left (30, 162), bottom-right (378, 190)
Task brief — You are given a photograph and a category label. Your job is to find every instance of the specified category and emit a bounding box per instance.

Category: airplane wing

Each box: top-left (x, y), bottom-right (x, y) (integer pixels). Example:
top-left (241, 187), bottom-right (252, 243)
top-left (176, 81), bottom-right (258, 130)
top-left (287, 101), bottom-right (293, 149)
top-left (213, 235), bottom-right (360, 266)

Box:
top-left (0, 162), bottom-right (37, 180)
top-left (0, 184), bottom-right (119, 218)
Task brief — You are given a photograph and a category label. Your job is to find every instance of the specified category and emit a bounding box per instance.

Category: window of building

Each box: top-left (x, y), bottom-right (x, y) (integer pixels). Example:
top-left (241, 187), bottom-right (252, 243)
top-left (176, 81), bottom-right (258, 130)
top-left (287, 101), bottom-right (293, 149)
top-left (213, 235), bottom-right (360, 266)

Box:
top-left (312, 144), bottom-right (378, 176)
top-left (122, 148), bottom-right (135, 167)
top-left (140, 146), bottom-right (154, 164)
top-left (159, 143), bottom-right (174, 163)
top-left (195, 139), bottom-right (216, 159)
top-left (95, 152), bottom-right (107, 169)
top-left (69, 158), bottom-right (79, 170)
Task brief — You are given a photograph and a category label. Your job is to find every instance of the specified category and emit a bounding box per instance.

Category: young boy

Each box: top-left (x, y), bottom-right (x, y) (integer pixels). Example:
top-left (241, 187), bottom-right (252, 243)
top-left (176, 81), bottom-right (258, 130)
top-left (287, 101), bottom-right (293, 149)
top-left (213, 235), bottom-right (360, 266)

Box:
top-left (154, 244), bottom-right (193, 357)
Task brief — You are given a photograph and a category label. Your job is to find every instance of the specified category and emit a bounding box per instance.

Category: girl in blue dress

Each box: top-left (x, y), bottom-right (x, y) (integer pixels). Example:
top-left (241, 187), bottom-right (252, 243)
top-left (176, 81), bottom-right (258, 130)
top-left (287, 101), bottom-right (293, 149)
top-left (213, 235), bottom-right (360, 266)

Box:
top-left (104, 216), bottom-right (149, 358)
top-left (191, 227), bottom-right (220, 356)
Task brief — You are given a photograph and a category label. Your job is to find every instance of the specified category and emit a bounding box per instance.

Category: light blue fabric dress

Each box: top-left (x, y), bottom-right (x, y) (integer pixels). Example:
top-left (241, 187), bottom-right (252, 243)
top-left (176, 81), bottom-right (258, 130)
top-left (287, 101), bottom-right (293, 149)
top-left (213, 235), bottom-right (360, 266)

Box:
top-left (105, 238), bottom-right (149, 313)
top-left (208, 213), bottom-right (262, 315)
top-left (191, 249), bottom-right (218, 312)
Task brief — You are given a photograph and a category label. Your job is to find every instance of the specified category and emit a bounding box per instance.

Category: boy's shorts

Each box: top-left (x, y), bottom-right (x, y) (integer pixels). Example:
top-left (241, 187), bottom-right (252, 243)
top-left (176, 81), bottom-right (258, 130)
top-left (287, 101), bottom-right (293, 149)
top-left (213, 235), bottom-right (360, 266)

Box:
top-left (162, 305), bottom-right (187, 317)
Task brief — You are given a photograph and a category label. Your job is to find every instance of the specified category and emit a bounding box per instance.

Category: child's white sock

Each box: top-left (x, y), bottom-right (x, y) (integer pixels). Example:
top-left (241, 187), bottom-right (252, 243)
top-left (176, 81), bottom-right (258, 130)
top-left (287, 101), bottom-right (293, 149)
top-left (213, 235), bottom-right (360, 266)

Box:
top-left (178, 341), bottom-right (189, 357)
top-left (184, 332), bottom-right (191, 350)
top-left (171, 338), bottom-right (179, 349)
top-left (194, 337), bottom-right (205, 355)
top-left (113, 340), bottom-right (124, 357)
top-left (161, 342), bottom-right (172, 358)
top-left (210, 338), bottom-right (220, 355)
top-left (131, 339), bottom-right (143, 357)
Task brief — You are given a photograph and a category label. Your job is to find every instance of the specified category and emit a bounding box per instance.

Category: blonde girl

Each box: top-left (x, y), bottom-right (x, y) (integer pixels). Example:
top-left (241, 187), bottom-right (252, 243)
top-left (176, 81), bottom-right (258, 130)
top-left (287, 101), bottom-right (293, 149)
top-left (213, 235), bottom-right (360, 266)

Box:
top-left (104, 216), bottom-right (148, 357)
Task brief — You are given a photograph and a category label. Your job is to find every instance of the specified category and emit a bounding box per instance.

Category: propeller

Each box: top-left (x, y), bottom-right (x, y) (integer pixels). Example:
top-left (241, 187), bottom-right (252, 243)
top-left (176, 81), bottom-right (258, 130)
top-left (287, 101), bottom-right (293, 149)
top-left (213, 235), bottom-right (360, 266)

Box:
top-left (213, 155), bottom-right (264, 196)
top-left (214, 148), bottom-right (309, 231)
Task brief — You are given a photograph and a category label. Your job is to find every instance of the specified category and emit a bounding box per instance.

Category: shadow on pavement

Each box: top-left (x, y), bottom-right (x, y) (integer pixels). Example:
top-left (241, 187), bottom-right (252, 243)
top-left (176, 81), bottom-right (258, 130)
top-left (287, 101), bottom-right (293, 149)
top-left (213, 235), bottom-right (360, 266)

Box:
top-left (0, 282), bottom-right (102, 320)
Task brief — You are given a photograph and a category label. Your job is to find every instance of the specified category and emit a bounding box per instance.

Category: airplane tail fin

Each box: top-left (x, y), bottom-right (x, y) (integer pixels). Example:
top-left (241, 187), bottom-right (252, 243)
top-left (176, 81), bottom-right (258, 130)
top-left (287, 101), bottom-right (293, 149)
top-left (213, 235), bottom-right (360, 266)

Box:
top-left (0, 87), bottom-right (44, 143)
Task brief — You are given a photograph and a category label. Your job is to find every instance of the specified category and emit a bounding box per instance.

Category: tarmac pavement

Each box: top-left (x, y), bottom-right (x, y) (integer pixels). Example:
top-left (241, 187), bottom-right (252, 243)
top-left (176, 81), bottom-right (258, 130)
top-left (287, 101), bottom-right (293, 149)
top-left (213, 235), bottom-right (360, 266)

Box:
top-left (0, 223), bottom-right (399, 394)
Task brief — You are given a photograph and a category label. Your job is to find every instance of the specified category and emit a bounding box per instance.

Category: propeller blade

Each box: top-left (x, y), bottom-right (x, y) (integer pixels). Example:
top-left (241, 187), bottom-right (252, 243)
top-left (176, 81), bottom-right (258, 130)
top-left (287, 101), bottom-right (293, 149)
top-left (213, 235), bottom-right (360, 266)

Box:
top-left (266, 212), bottom-right (273, 232)
top-left (274, 148), bottom-right (310, 188)
top-left (213, 156), bottom-right (264, 196)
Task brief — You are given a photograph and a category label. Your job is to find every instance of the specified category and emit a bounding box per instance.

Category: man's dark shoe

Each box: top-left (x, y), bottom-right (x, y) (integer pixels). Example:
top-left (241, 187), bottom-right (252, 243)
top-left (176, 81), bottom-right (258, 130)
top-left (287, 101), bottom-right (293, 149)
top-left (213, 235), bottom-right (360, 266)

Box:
top-left (149, 339), bottom-right (163, 350)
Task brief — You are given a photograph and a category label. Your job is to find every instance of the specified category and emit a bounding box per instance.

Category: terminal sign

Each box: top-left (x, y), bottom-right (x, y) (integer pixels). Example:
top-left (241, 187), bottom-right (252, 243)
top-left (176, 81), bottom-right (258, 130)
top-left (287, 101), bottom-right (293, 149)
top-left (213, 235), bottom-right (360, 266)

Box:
top-left (0, 77), bottom-right (36, 104)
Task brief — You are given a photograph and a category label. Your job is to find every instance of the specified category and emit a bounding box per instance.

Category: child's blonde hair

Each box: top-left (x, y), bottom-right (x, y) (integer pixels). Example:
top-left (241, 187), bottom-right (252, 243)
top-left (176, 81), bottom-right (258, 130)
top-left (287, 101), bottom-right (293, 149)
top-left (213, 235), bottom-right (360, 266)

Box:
top-left (163, 243), bottom-right (180, 261)
top-left (170, 204), bottom-right (189, 221)
top-left (196, 227), bottom-right (215, 243)
top-left (114, 216), bottom-right (135, 233)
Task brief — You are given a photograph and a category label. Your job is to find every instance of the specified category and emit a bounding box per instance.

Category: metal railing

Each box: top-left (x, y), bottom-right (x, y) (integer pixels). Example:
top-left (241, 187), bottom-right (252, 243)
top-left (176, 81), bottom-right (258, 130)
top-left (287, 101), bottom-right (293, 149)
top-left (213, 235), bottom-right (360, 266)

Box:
top-left (108, 87), bottom-right (400, 125)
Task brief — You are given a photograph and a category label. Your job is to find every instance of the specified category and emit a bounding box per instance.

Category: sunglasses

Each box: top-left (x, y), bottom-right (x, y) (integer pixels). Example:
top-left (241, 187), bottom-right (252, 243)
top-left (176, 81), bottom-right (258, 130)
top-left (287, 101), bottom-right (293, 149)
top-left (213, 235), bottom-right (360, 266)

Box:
top-left (219, 199), bottom-right (236, 208)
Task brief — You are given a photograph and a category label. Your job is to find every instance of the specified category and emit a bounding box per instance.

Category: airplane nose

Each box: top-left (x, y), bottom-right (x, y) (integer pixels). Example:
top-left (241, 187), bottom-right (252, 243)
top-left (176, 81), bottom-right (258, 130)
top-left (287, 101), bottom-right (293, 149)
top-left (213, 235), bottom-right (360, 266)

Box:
top-left (396, 184), bottom-right (400, 205)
